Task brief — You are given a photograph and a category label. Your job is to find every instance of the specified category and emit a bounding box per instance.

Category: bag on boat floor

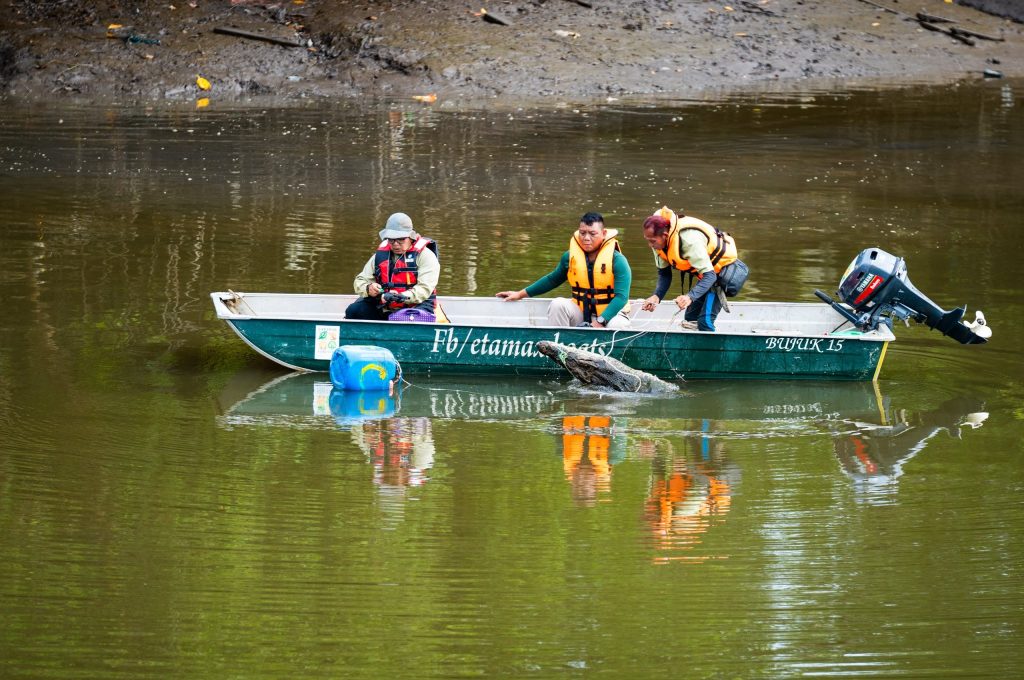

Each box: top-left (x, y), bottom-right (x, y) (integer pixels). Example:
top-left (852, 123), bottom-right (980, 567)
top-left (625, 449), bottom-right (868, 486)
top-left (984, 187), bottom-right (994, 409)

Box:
top-left (717, 259), bottom-right (749, 297)
top-left (388, 308), bottom-right (436, 323)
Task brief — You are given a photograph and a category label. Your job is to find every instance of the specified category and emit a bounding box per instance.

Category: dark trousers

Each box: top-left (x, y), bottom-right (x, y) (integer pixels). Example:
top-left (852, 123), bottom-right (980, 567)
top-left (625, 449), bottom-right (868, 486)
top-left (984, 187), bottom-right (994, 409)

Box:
top-left (684, 288), bottom-right (722, 332)
top-left (344, 296), bottom-right (390, 320)
top-left (344, 296), bottom-right (435, 321)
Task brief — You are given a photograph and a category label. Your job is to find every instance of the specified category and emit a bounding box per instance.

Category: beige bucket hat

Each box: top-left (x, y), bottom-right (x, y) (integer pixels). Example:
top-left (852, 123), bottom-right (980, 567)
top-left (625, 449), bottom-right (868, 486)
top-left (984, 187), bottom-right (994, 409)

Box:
top-left (379, 212), bottom-right (416, 240)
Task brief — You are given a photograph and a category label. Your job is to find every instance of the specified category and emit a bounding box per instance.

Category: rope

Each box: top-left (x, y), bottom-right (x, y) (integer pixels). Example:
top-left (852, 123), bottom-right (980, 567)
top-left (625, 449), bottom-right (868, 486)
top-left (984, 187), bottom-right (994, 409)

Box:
top-left (583, 300), bottom-right (689, 382)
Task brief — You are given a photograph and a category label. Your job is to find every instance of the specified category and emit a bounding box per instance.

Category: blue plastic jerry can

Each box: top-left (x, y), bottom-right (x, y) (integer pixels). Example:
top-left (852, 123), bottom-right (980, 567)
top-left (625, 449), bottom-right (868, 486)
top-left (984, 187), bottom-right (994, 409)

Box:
top-left (329, 345), bottom-right (399, 391)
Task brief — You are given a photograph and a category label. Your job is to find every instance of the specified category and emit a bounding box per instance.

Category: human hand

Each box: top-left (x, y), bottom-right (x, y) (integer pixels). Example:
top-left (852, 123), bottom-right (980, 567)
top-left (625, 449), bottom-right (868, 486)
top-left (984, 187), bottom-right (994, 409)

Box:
top-left (367, 282), bottom-right (382, 297)
top-left (674, 294), bottom-right (692, 311)
top-left (496, 290), bottom-right (526, 302)
top-left (641, 295), bottom-right (660, 312)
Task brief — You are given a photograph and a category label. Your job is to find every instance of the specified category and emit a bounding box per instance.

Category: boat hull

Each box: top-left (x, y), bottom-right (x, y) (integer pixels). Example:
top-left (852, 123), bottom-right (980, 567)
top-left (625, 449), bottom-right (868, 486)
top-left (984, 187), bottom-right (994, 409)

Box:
top-left (220, 296), bottom-right (889, 380)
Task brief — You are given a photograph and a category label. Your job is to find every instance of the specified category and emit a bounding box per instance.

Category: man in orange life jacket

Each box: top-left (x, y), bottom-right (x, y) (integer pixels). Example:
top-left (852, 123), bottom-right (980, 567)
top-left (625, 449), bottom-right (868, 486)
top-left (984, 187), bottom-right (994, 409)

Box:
top-left (346, 212), bottom-right (440, 321)
top-left (495, 212), bottom-right (632, 329)
top-left (640, 206), bottom-right (746, 332)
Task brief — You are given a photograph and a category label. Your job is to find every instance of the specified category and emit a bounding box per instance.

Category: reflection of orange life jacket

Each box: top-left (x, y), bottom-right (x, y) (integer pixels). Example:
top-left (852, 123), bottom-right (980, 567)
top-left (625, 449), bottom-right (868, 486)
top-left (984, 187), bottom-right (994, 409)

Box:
top-left (562, 416), bottom-right (612, 479)
top-left (566, 232), bottom-right (625, 319)
top-left (365, 423), bottom-right (414, 466)
top-left (654, 207), bottom-right (737, 276)
top-left (646, 469), bottom-right (732, 536)
top-left (364, 421), bottom-right (416, 488)
top-left (374, 237), bottom-right (438, 310)
top-left (647, 472), bottom-right (692, 533)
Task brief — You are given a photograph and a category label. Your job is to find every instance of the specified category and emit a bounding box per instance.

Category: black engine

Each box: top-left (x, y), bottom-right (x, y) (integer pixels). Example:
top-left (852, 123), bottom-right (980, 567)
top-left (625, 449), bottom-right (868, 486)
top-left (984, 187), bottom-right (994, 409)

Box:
top-left (815, 248), bottom-right (990, 345)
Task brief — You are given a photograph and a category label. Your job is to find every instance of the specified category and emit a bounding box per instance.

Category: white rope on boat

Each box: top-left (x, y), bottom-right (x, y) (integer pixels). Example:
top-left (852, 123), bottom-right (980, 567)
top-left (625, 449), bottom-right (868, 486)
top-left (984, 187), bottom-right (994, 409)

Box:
top-left (588, 301), bottom-right (688, 381)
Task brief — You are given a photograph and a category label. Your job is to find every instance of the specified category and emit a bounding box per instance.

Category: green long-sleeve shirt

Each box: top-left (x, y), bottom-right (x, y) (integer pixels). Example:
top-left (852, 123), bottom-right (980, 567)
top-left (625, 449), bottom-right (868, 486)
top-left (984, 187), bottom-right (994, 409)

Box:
top-left (524, 250), bottom-right (632, 319)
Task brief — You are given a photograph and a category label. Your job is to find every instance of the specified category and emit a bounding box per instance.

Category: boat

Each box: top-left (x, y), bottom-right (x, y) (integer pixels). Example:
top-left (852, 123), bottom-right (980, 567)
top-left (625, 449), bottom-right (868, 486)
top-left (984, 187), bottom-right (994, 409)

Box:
top-left (210, 291), bottom-right (893, 381)
top-left (211, 248), bottom-right (991, 381)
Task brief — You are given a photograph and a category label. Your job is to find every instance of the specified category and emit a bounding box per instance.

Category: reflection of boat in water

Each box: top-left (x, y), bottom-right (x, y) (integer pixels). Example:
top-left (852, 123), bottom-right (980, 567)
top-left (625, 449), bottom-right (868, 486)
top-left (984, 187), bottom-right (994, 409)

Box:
top-left (218, 368), bottom-right (991, 481)
top-left (216, 367), bottom-right (894, 427)
top-left (218, 367), bottom-right (989, 538)
top-left (216, 368), bottom-right (987, 496)
top-left (216, 368), bottom-right (564, 428)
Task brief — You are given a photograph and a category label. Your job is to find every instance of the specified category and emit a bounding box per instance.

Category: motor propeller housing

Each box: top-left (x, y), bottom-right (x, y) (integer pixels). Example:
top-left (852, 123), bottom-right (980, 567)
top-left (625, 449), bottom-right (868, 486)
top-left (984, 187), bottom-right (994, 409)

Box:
top-left (815, 248), bottom-right (990, 344)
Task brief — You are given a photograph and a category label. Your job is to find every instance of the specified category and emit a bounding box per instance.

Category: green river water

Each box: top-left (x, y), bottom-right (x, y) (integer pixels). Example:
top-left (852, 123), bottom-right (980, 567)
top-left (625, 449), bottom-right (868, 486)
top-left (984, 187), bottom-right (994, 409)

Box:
top-left (1, 83), bottom-right (1022, 678)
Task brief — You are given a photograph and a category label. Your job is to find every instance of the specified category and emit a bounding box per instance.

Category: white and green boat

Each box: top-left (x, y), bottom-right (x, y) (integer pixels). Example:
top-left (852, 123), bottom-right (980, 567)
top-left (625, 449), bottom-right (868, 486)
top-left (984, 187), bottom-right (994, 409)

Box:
top-left (210, 291), bottom-right (893, 381)
top-left (212, 249), bottom-right (995, 381)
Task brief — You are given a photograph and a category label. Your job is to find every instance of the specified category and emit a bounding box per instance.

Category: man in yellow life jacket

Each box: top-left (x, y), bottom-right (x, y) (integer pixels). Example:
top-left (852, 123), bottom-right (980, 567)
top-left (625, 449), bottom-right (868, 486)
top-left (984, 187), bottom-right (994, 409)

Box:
top-left (496, 212), bottom-right (633, 329)
top-left (640, 206), bottom-right (748, 332)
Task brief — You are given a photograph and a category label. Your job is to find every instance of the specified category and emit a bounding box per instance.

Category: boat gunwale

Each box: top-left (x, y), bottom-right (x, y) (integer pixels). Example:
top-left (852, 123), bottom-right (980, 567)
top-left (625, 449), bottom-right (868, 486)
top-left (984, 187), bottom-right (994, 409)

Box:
top-left (211, 292), bottom-right (896, 343)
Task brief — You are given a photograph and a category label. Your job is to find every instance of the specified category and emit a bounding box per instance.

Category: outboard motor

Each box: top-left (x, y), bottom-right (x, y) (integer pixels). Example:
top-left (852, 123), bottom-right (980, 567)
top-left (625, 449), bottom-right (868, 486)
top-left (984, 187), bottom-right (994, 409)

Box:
top-left (815, 248), bottom-right (991, 344)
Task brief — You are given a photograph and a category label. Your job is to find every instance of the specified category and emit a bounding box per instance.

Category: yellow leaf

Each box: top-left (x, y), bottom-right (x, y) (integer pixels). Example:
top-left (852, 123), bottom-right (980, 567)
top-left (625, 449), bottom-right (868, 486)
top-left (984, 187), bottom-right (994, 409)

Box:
top-left (196, 97), bottom-right (210, 108)
top-left (412, 94), bottom-right (437, 103)
top-left (196, 75), bottom-right (211, 90)
top-left (107, 23), bottom-right (123, 30)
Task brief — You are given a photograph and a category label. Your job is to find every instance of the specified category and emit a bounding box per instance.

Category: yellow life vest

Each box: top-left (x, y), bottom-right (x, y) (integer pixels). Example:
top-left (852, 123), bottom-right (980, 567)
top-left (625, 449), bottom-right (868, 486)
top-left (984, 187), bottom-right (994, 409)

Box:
top-left (654, 207), bottom-right (738, 275)
top-left (567, 229), bottom-right (624, 319)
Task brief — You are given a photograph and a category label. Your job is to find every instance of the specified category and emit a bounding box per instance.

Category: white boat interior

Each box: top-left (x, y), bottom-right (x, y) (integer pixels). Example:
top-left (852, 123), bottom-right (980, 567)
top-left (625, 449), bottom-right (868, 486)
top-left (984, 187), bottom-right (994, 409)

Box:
top-left (212, 292), bottom-right (895, 340)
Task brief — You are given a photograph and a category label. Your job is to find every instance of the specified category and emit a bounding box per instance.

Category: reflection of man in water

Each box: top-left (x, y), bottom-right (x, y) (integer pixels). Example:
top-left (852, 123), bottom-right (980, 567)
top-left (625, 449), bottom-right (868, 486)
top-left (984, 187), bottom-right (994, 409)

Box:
top-left (645, 460), bottom-right (731, 542)
top-left (351, 417), bottom-right (435, 524)
top-left (642, 429), bottom-right (734, 563)
top-left (561, 416), bottom-right (625, 506)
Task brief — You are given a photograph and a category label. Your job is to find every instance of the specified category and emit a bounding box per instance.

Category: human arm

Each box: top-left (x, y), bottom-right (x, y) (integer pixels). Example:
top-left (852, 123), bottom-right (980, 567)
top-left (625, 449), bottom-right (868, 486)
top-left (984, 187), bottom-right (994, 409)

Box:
top-left (669, 271), bottom-right (718, 311)
top-left (671, 230), bottom-right (717, 309)
top-left (685, 270), bottom-right (717, 301)
top-left (353, 255), bottom-right (379, 298)
top-left (641, 258), bottom-right (673, 311)
top-left (594, 250), bottom-right (632, 324)
top-left (496, 252), bottom-right (570, 301)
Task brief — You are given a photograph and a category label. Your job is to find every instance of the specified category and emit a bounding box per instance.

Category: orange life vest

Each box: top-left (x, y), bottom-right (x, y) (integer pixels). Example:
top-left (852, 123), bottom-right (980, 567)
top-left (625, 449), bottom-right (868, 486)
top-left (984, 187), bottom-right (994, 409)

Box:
top-left (566, 230), bottom-right (623, 319)
top-left (654, 207), bottom-right (738, 275)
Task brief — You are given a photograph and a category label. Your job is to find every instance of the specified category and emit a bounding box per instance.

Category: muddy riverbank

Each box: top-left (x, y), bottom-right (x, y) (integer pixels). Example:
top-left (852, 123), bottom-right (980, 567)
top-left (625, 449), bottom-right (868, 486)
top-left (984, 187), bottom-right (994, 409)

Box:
top-left (1, 0), bottom-right (1022, 104)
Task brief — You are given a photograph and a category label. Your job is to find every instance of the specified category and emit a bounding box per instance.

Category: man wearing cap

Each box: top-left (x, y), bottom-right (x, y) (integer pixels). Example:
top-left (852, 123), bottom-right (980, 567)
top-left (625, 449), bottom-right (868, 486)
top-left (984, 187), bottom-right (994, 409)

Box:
top-left (496, 212), bottom-right (632, 329)
top-left (345, 212), bottom-right (440, 321)
top-left (639, 206), bottom-right (746, 332)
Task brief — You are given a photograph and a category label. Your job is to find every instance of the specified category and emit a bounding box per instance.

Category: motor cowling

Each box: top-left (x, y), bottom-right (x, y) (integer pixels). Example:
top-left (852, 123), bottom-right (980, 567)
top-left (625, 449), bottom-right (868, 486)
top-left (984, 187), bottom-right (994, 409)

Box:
top-left (815, 248), bottom-right (991, 344)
